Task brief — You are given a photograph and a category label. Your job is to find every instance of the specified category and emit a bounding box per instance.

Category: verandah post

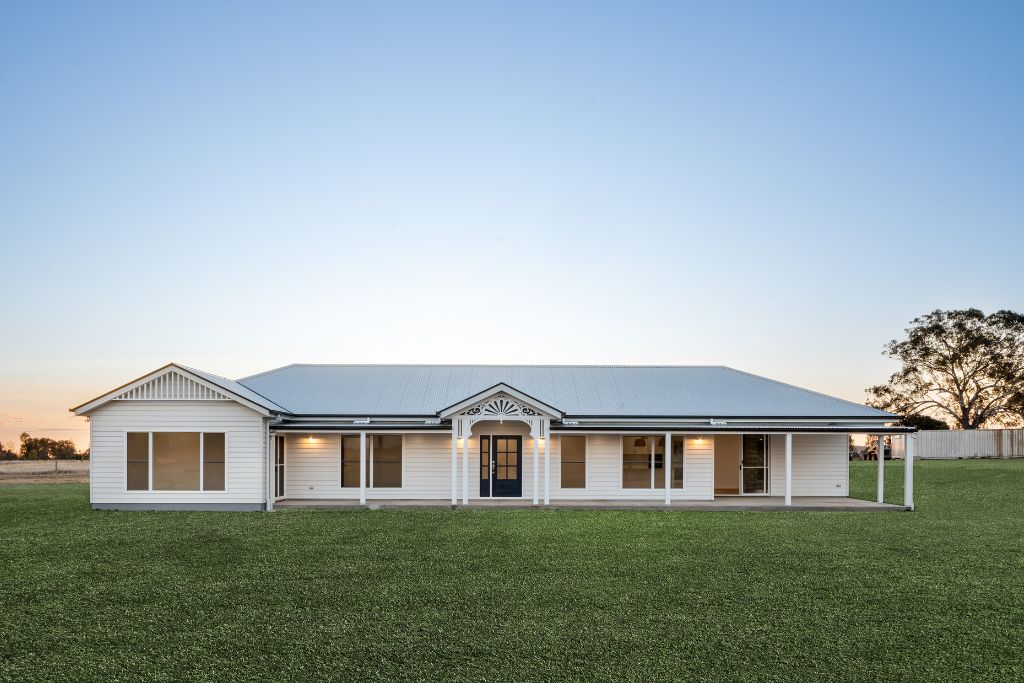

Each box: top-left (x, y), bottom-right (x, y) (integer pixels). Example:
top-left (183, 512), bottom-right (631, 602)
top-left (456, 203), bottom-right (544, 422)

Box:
top-left (784, 433), bottom-right (793, 506)
top-left (877, 434), bottom-right (885, 503)
top-left (532, 427), bottom-right (539, 506)
top-left (543, 425), bottom-right (551, 506)
top-left (451, 425), bottom-right (457, 508)
top-left (462, 421), bottom-right (470, 507)
top-left (359, 431), bottom-right (367, 505)
top-left (904, 433), bottom-right (914, 511)
top-left (664, 432), bottom-right (672, 505)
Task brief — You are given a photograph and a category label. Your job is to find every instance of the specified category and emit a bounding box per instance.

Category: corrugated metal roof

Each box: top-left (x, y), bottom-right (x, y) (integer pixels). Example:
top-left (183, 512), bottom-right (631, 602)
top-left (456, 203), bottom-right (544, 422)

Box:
top-left (178, 364), bottom-right (289, 413)
top-left (237, 365), bottom-right (894, 419)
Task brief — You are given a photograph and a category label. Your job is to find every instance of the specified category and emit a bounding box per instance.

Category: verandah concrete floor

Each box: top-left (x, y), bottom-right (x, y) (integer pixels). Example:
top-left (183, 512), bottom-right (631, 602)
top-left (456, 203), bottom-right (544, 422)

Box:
top-left (276, 496), bottom-right (909, 512)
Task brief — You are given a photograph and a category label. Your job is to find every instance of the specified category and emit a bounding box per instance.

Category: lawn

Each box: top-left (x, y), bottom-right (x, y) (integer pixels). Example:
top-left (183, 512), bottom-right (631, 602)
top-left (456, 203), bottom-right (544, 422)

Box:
top-left (1, 461), bottom-right (1022, 682)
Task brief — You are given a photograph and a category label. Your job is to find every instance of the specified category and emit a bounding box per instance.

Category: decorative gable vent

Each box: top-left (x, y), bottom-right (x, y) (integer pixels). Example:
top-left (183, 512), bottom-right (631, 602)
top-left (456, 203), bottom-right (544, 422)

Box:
top-left (464, 394), bottom-right (542, 418)
top-left (114, 371), bottom-right (230, 401)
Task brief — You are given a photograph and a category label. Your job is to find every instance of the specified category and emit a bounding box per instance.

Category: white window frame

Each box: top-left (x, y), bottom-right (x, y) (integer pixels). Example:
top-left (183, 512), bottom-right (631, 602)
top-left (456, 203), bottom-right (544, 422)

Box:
top-left (125, 430), bottom-right (228, 493)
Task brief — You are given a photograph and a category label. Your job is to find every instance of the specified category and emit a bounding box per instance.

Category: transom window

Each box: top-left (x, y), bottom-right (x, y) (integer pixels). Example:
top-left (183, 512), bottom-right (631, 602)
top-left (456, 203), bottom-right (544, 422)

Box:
top-left (560, 436), bottom-right (586, 488)
top-left (126, 432), bottom-right (225, 491)
top-left (622, 436), bottom-right (685, 489)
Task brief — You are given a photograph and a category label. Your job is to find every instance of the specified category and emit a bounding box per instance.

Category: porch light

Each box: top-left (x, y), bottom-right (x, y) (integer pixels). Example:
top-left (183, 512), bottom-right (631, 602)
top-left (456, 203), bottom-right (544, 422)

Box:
top-left (307, 434), bottom-right (315, 442)
top-left (695, 436), bottom-right (704, 443)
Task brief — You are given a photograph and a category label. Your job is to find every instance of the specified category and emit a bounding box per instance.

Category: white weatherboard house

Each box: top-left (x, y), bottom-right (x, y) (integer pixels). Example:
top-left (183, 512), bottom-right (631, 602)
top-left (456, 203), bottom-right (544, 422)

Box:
top-left (73, 364), bottom-right (916, 511)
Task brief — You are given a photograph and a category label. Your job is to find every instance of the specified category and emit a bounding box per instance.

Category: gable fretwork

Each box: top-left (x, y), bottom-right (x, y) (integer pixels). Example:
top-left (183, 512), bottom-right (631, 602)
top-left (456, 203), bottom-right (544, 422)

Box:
top-left (114, 370), bottom-right (231, 401)
top-left (463, 394), bottom-right (543, 419)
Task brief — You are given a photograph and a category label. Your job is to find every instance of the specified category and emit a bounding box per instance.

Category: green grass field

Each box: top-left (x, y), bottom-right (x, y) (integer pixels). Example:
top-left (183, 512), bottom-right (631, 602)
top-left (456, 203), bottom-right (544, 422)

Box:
top-left (1, 460), bottom-right (1022, 682)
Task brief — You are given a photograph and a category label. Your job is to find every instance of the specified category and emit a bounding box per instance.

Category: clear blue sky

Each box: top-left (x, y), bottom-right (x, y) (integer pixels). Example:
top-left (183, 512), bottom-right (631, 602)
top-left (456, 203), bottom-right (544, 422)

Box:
top-left (1, 1), bottom-right (1022, 447)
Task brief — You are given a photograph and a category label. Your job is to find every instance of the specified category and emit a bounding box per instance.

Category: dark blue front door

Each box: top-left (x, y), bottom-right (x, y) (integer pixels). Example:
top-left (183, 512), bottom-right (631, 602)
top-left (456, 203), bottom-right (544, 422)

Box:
top-left (480, 435), bottom-right (522, 497)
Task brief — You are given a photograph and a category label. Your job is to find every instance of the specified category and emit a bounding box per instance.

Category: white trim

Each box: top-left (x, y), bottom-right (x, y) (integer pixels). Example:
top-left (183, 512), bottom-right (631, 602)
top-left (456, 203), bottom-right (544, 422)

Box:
top-left (904, 434), bottom-right (914, 510)
top-left (784, 433), bottom-right (792, 506)
top-left (665, 431), bottom-right (671, 505)
top-left (199, 431), bottom-right (205, 491)
top-left (358, 431), bottom-right (366, 504)
top-left (73, 363), bottom-right (275, 417)
top-left (876, 433), bottom-right (885, 503)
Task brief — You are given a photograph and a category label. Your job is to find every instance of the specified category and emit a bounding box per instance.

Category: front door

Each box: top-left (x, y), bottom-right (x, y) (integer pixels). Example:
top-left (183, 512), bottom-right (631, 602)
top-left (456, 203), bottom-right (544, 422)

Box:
top-left (741, 434), bottom-right (768, 495)
top-left (480, 435), bottom-right (522, 497)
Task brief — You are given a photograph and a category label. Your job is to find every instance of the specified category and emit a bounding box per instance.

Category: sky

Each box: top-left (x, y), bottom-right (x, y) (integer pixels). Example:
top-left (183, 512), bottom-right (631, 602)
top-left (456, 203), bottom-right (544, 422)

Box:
top-left (1, 1), bottom-right (1022, 450)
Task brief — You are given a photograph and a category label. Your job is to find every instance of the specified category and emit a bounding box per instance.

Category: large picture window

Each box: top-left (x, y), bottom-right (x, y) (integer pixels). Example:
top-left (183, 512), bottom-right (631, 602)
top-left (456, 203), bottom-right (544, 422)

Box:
top-left (126, 432), bottom-right (225, 491)
top-left (560, 436), bottom-right (586, 488)
top-left (622, 436), bottom-right (665, 489)
top-left (341, 435), bottom-right (403, 488)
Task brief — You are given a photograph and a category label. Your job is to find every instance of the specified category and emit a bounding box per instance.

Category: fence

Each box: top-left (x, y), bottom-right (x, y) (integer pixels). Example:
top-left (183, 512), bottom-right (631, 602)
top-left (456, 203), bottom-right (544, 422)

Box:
top-left (915, 429), bottom-right (1024, 460)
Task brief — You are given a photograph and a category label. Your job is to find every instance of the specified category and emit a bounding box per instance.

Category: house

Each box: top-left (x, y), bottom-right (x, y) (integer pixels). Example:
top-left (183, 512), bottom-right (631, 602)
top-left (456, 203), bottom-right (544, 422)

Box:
top-left (71, 363), bottom-right (916, 511)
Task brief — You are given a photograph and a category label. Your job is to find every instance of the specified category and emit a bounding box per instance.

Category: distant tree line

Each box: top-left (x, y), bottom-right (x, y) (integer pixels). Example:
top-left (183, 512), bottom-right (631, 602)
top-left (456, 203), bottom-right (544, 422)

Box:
top-left (0, 433), bottom-right (89, 460)
top-left (868, 308), bottom-right (1024, 429)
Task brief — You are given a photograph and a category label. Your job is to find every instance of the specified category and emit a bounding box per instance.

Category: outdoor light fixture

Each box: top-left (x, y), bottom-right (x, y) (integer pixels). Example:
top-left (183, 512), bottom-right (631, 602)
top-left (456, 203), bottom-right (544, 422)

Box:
top-left (307, 434), bottom-right (315, 442)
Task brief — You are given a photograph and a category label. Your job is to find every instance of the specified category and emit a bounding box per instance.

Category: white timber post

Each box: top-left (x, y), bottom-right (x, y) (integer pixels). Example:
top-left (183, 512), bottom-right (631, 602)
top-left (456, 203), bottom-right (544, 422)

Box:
top-left (664, 432), bottom-right (672, 505)
top-left (462, 421), bottom-right (470, 507)
top-left (904, 433), bottom-right (914, 511)
top-left (532, 424), bottom-right (540, 506)
top-left (876, 434), bottom-right (885, 503)
top-left (543, 423), bottom-right (550, 506)
top-left (266, 428), bottom-right (275, 512)
top-left (451, 424), bottom-right (457, 508)
top-left (784, 433), bottom-right (793, 507)
top-left (359, 431), bottom-right (367, 505)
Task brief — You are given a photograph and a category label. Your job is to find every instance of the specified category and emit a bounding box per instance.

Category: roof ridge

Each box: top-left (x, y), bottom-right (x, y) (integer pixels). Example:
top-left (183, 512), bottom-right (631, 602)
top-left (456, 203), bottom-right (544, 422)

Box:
top-left (252, 363), bottom-right (731, 369)
top-left (237, 363), bottom-right (300, 382)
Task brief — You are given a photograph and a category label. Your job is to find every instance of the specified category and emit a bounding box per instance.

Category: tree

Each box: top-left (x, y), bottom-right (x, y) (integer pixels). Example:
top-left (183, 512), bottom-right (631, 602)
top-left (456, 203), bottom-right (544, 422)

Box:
top-left (18, 433), bottom-right (80, 460)
top-left (0, 441), bottom-right (17, 460)
top-left (867, 309), bottom-right (1024, 429)
top-left (900, 414), bottom-right (950, 430)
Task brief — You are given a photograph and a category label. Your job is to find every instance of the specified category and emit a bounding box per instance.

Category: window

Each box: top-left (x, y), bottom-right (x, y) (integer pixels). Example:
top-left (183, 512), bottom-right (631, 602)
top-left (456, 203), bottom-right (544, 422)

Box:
top-left (341, 436), bottom-right (361, 487)
top-left (372, 435), bottom-right (402, 488)
top-left (126, 432), bottom-right (225, 491)
top-left (341, 435), bottom-right (404, 488)
top-left (127, 432), bottom-right (149, 490)
top-left (560, 436), bottom-right (586, 488)
top-left (203, 433), bottom-right (226, 491)
top-left (153, 433), bottom-right (201, 490)
top-left (622, 436), bottom-right (665, 489)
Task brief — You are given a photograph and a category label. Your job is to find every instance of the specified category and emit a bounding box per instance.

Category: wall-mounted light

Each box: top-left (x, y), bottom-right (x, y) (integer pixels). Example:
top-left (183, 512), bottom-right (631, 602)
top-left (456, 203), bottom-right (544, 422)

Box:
top-left (307, 434), bottom-right (315, 442)
top-left (695, 436), bottom-right (704, 443)
top-left (457, 437), bottom-right (464, 448)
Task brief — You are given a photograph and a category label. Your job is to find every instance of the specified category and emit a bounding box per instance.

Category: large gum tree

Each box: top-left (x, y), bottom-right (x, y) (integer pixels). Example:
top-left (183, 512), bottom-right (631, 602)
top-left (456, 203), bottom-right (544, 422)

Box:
top-left (867, 309), bottom-right (1024, 429)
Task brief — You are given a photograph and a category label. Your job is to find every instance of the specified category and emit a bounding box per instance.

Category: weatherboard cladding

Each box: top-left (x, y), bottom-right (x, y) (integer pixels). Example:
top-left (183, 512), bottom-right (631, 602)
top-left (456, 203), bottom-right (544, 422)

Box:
top-left (236, 365), bottom-right (893, 420)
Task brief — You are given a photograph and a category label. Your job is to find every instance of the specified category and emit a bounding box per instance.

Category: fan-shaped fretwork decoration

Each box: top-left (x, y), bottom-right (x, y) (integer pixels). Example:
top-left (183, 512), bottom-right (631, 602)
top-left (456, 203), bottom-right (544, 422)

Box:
top-left (464, 394), bottom-right (542, 418)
